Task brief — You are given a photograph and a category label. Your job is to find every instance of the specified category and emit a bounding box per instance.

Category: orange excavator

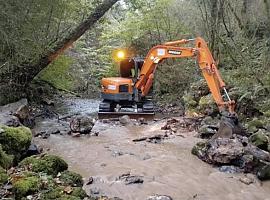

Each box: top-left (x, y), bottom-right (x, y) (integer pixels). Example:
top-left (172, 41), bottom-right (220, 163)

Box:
top-left (99, 37), bottom-right (240, 133)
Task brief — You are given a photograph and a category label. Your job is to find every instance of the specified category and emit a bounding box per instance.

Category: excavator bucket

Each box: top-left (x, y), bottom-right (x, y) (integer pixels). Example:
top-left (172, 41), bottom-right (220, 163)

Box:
top-left (213, 114), bottom-right (247, 139)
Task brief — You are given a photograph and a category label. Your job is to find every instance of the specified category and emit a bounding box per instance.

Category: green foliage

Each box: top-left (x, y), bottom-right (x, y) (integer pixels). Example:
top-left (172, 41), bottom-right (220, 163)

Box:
top-left (13, 176), bottom-right (40, 199)
top-left (0, 125), bottom-right (32, 161)
top-left (39, 55), bottom-right (74, 91)
top-left (0, 145), bottom-right (13, 169)
top-left (19, 154), bottom-right (68, 176)
top-left (0, 166), bottom-right (8, 185)
top-left (40, 186), bottom-right (86, 200)
top-left (249, 130), bottom-right (269, 150)
top-left (59, 171), bottom-right (83, 187)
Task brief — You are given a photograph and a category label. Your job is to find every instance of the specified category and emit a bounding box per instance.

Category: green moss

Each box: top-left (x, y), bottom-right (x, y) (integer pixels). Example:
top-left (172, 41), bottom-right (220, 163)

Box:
top-left (198, 94), bottom-right (216, 112)
top-left (39, 55), bottom-right (74, 91)
top-left (248, 118), bottom-right (265, 129)
top-left (183, 94), bottom-right (197, 109)
top-left (0, 125), bottom-right (32, 161)
top-left (71, 187), bottom-right (87, 199)
top-left (0, 166), bottom-right (8, 185)
top-left (40, 187), bottom-right (63, 199)
top-left (19, 155), bottom-right (68, 176)
top-left (13, 176), bottom-right (40, 199)
top-left (60, 171), bottom-right (83, 187)
top-left (249, 130), bottom-right (269, 150)
top-left (263, 111), bottom-right (270, 118)
top-left (40, 186), bottom-right (86, 200)
top-left (0, 144), bottom-right (13, 169)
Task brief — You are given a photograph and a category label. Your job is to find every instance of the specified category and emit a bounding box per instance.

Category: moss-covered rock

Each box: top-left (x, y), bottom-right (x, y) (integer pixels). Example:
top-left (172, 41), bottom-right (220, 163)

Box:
top-left (40, 186), bottom-right (87, 200)
top-left (13, 175), bottom-right (40, 199)
top-left (257, 164), bottom-right (270, 180)
top-left (249, 130), bottom-right (269, 150)
top-left (247, 118), bottom-right (265, 133)
top-left (0, 125), bottom-right (32, 161)
top-left (60, 171), bottom-right (83, 187)
top-left (198, 94), bottom-right (218, 115)
top-left (183, 94), bottom-right (197, 109)
top-left (71, 187), bottom-right (87, 199)
top-left (190, 79), bottom-right (209, 99)
top-left (191, 141), bottom-right (207, 157)
top-left (0, 166), bottom-right (8, 185)
top-left (19, 154), bottom-right (68, 176)
top-left (0, 144), bottom-right (13, 169)
top-left (198, 125), bottom-right (217, 139)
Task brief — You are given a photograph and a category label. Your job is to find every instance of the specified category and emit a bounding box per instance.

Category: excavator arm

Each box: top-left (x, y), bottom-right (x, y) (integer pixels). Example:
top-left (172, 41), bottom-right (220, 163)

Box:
top-left (135, 37), bottom-right (235, 114)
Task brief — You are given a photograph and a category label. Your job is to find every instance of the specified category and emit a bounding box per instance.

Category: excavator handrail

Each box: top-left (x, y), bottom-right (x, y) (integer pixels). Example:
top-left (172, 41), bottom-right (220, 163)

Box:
top-left (135, 37), bottom-right (235, 114)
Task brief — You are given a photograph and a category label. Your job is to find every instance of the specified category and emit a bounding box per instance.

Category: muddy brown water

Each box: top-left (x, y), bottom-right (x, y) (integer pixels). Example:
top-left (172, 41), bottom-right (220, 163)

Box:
top-left (34, 97), bottom-right (270, 200)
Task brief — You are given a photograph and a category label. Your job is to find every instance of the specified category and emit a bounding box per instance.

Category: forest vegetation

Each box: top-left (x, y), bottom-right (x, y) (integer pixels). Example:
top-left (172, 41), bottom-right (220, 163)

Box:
top-left (1, 1), bottom-right (270, 199)
top-left (1, 0), bottom-right (270, 119)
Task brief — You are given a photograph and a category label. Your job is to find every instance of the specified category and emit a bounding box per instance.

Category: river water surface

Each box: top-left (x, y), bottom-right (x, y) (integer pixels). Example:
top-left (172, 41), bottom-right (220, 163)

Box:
top-left (34, 97), bottom-right (270, 200)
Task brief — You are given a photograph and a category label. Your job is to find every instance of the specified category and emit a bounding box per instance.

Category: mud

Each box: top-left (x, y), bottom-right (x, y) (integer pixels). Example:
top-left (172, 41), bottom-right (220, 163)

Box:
top-left (33, 97), bottom-right (270, 200)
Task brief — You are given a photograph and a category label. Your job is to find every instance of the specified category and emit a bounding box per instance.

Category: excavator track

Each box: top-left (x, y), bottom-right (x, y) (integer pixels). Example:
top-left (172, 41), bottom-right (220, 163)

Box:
top-left (98, 111), bottom-right (154, 120)
top-left (98, 100), bottom-right (154, 120)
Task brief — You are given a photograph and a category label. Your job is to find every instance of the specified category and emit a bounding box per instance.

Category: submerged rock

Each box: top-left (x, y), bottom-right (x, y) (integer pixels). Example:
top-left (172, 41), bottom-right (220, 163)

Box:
top-left (116, 172), bottom-right (144, 185)
top-left (19, 154), bottom-right (68, 176)
top-left (146, 195), bottom-right (173, 200)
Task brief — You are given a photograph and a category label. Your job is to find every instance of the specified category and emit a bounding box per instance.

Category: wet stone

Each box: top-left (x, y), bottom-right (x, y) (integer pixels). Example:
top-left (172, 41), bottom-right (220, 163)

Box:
top-left (239, 176), bottom-right (254, 185)
top-left (146, 195), bottom-right (173, 200)
top-left (26, 144), bottom-right (40, 156)
top-left (117, 172), bottom-right (144, 185)
top-left (219, 165), bottom-right (242, 174)
top-left (119, 115), bottom-right (130, 125)
top-left (198, 125), bottom-right (218, 139)
top-left (86, 176), bottom-right (94, 185)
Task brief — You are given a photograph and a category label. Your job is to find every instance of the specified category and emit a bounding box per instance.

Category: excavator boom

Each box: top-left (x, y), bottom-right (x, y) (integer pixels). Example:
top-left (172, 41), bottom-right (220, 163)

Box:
top-left (135, 37), bottom-right (235, 114)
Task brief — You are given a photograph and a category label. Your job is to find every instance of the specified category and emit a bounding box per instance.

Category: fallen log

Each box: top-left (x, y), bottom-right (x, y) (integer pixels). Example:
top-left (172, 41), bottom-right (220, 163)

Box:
top-left (0, 0), bottom-right (119, 105)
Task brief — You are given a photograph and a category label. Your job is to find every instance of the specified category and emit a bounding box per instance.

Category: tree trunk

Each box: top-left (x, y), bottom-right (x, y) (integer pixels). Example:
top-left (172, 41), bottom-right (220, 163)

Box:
top-left (0, 0), bottom-right (119, 105)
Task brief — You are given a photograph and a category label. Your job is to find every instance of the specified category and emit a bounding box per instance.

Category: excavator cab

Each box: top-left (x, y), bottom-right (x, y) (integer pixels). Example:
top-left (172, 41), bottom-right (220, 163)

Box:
top-left (99, 58), bottom-right (154, 116)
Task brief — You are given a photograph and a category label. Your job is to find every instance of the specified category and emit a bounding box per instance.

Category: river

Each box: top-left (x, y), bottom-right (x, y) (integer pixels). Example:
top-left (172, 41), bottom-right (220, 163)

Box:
top-left (33, 97), bottom-right (270, 200)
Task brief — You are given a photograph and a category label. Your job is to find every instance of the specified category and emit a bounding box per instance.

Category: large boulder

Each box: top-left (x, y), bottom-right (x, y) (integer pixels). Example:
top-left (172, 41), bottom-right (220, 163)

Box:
top-left (0, 125), bottom-right (32, 162)
top-left (19, 154), bottom-right (68, 176)
top-left (0, 98), bottom-right (34, 127)
top-left (70, 115), bottom-right (94, 134)
top-left (192, 138), bottom-right (244, 165)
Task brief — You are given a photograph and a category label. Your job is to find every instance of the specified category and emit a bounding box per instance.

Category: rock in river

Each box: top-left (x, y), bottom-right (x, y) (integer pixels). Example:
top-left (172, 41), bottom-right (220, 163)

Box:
top-left (70, 115), bottom-right (94, 134)
top-left (146, 195), bottom-right (173, 200)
